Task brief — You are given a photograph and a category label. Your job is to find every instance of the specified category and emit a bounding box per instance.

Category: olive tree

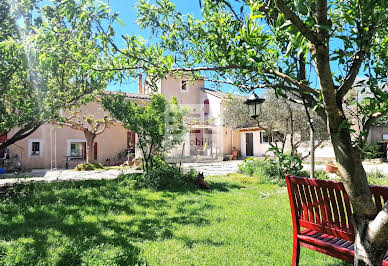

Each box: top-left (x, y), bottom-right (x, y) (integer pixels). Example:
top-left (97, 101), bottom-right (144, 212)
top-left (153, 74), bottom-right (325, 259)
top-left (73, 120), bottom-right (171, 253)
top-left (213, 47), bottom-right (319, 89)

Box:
top-left (224, 90), bottom-right (328, 157)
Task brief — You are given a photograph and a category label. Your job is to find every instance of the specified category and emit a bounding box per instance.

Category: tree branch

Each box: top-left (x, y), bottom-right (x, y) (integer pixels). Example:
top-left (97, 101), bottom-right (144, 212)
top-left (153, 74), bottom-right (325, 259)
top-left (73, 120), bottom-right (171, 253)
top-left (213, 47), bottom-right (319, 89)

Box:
top-left (274, 0), bottom-right (320, 45)
top-left (336, 50), bottom-right (365, 99)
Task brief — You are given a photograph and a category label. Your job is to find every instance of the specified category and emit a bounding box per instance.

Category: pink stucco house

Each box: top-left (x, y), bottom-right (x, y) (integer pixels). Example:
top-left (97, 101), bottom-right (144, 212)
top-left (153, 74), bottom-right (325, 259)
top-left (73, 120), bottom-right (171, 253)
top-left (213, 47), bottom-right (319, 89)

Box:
top-left (2, 75), bottom-right (246, 169)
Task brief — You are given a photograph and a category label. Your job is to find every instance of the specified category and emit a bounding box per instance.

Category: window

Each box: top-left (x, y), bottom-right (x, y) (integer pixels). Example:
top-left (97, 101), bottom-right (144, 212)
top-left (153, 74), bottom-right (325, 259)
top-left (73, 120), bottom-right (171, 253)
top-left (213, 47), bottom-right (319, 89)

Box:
top-left (127, 131), bottom-right (136, 148)
top-left (31, 142), bottom-right (40, 156)
top-left (204, 99), bottom-right (210, 115)
top-left (260, 131), bottom-right (270, 144)
top-left (383, 134), bottom-right (388, 140)
top-left (70, 142), bottom-right (85, 159)
top-left (181, 80), bottom-right (187, 91)
top-left (28, 139), bottom-right (43, 157)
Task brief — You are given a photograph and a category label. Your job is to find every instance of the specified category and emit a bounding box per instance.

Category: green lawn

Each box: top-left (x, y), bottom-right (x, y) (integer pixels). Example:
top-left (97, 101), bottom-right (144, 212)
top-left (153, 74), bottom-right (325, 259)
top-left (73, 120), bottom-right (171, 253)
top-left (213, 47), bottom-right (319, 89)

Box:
top-left (1, 174), bottom-right (383, 265)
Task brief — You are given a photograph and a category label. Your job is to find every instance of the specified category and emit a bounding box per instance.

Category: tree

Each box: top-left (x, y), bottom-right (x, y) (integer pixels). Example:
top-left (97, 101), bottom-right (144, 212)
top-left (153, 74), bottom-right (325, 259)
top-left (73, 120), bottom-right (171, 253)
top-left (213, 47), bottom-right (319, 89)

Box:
top-left (102, 94), bottom-right (187, 173)
top-left (55, 110), bottom-right (113, 164)
top-left (0, 0), bottom-right (111, 149)
top-left (224, 90), bottom-right (328, 157)
top-left (99, 0), bottom-right (388, 263)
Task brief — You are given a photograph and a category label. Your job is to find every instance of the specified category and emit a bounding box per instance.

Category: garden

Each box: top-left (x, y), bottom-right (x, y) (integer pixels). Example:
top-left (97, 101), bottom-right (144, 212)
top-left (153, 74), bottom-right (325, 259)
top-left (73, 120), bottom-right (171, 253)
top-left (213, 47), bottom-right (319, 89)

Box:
top-left (0, 157), bottom-right (387, 265)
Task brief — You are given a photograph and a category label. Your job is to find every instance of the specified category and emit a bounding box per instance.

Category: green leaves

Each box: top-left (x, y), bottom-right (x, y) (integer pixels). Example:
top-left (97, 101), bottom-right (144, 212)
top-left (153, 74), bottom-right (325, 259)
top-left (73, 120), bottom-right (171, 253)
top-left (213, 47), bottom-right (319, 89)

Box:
top-left (102, 93), bottom-right (187, 173)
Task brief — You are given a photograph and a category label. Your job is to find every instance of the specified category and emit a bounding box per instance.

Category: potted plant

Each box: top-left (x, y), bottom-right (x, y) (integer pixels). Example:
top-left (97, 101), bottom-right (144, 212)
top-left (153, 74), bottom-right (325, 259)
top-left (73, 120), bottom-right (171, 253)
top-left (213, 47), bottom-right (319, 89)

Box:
top-left (325, 162), bottom-right (338, 174)
top-left (232, 147), bottom-right (239, 159)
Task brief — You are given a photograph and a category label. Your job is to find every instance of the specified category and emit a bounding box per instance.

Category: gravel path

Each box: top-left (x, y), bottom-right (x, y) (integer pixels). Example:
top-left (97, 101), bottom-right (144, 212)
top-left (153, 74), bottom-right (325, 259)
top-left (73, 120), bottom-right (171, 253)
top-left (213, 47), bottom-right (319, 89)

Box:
top-left (182, 160), bottom-right (242, 176)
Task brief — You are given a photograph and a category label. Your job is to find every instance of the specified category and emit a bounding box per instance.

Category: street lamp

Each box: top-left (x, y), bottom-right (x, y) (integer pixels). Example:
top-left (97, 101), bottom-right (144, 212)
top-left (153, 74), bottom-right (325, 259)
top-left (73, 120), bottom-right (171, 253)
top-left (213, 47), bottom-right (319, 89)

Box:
top-left (245, 92), bottom-right (265, 119)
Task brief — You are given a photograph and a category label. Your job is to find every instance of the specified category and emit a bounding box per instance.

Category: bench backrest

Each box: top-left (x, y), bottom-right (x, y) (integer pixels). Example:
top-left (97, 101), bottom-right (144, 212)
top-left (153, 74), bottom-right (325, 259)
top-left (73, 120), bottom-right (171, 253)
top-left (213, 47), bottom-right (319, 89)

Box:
top-left (285, 175), bottom-right (388, 242)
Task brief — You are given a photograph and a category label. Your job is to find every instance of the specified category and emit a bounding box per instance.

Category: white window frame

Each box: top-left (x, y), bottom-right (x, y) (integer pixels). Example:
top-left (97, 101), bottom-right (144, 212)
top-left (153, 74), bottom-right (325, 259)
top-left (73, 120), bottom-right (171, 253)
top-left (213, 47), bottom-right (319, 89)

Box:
top-left (383, 134), bottom-right (388, 140)
top-left (28, 139), bottom-right (43, 158)
top-left (67, 139), bottom-right (86, 160)
top-left (259, 131), bottom-right (270, 144)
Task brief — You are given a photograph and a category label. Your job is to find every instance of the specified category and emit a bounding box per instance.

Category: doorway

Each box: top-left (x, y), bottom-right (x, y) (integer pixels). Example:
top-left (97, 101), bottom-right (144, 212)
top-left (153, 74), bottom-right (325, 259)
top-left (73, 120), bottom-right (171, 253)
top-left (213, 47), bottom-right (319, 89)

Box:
top-left (246, 133), bottom-right (254, 156)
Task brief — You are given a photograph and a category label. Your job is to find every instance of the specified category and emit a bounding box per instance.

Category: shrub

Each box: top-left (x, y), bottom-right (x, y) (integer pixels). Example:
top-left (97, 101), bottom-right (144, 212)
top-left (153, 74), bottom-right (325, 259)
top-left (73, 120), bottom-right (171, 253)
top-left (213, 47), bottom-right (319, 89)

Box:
top-left (75, 163), bottom-right (104, 171)
top-left (314, 169), bottom-right (330, 180)
top-left (122, 156), bottom-right (197, 189)
top-left (239, 148), bottom-right (305, 186)
top-left (361, 144), bottom-right (383, 160)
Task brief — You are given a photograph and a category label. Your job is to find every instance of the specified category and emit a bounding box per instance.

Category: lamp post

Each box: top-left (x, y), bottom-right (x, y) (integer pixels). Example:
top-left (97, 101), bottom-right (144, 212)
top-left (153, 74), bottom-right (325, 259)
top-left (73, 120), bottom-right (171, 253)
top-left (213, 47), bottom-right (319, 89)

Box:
top-left (245, 92), bottom-right (265, 119)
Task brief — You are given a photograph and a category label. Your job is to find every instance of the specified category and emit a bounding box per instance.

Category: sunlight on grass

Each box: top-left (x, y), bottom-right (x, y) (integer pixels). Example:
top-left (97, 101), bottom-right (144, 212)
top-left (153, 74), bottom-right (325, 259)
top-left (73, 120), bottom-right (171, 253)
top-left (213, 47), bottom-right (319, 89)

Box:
top-left (0, 173), bottom-right (378, 265)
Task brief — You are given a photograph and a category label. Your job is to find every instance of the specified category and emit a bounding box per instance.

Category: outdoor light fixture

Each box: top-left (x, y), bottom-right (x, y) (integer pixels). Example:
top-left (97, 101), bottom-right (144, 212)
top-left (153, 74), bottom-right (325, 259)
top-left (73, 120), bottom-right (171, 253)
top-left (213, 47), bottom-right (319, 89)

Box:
top-left (245, 92), bottom-right (265, 119)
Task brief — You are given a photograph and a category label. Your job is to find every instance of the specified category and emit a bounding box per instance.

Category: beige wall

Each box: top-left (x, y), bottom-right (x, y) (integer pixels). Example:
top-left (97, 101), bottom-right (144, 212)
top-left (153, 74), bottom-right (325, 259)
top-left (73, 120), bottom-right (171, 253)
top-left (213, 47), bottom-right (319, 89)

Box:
top-left (8, 101), bottom-right (131, 169)
top-left (160, 76), bottom-right (204, 105)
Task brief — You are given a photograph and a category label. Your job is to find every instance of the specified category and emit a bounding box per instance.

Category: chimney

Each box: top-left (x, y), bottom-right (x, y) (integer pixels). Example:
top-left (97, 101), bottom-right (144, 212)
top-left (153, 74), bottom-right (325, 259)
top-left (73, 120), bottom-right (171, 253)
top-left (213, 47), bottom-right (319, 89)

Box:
top-left (138, 74), bottom-right (143, 94)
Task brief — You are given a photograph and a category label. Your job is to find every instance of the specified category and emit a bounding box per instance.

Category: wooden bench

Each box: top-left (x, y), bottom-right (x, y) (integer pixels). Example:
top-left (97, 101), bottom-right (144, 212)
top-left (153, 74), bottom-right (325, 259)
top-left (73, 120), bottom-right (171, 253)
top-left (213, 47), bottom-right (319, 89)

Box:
top-left (285, 174), bottom-right (388, 265)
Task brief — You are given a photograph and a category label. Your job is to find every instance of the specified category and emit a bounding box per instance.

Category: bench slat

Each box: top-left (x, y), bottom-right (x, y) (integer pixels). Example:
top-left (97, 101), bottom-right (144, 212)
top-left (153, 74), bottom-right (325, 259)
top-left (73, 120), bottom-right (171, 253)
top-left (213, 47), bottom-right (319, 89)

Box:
top-left (335, 190), bottom-right (347, 230)
top-left (328, 188), bottom-right (341, 229)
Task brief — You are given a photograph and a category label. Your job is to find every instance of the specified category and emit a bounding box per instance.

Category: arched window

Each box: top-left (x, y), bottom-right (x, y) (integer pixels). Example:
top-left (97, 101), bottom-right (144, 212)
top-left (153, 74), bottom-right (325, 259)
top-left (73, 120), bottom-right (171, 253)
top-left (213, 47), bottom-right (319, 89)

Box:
top-left (204, 99), bottom-right (210, 115)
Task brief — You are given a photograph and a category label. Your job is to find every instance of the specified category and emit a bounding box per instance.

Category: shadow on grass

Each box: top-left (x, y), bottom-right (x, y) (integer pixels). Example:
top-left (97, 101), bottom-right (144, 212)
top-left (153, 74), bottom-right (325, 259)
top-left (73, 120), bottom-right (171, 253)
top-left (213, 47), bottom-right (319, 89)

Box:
top-left (0, 178), bottom-right (218, 264)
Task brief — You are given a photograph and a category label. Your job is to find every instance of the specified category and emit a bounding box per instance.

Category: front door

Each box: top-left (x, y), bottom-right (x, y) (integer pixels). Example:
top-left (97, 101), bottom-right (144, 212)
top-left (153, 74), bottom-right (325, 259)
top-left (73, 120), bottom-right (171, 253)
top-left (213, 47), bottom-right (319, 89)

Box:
top-left (246, 133), bottom-right (253, 156)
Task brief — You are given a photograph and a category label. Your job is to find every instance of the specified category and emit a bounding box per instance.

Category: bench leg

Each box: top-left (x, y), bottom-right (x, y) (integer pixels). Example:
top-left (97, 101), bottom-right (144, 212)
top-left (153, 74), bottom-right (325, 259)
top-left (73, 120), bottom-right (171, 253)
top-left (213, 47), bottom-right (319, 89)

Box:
top-left (292, 237), bottom-right (300, 266)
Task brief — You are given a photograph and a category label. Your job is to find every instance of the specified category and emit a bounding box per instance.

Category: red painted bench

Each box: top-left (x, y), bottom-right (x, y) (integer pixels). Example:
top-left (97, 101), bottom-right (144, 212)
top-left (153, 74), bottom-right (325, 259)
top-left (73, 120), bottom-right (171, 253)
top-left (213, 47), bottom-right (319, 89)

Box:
top-left (285, 174), bottom-right (388, 265)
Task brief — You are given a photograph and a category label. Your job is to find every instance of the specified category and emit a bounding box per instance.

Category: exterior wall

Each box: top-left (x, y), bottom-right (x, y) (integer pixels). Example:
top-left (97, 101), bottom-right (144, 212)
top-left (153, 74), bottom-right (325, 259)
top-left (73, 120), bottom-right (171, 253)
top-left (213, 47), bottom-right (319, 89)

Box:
top-left (240, 130), bottom-right (271, 157)
top-left (160, 76), bottom-right (204, 105)
top-left (200, 93), bottom-right (223, 126)
top-left (7, 102), bottom-right (130, 169)
top-left (368, 126), bottom-right (388, 144)
top-left (222, 128), bottom-right (241, 155)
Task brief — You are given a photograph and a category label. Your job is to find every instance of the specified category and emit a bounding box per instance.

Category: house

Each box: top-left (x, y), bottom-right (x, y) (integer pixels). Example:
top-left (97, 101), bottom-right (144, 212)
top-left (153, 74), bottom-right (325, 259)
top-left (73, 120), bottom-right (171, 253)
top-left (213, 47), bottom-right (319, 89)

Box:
top-left (2, 75), bottom-right (247, 169)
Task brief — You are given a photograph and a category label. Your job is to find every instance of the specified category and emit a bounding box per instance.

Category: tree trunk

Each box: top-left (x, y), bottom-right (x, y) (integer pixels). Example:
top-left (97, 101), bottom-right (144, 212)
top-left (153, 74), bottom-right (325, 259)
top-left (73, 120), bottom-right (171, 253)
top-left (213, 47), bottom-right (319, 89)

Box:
top-left (83, 130), bottom-right (96, 164)
top-left (353, 215), bottom-right (388, 266)
top-left (331, 133), bottom-right (388, 265)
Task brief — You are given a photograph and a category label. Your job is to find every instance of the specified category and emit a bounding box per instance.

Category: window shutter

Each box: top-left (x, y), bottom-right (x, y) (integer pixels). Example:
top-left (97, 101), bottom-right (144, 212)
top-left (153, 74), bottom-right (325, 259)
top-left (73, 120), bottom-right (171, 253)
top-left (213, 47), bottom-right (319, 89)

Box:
top-left (204, 99), bottom-right (210, 115)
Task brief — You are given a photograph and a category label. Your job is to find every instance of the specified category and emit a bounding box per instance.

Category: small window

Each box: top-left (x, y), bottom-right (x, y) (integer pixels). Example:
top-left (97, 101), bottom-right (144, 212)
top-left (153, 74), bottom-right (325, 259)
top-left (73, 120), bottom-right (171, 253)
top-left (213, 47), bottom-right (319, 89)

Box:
top-left (383, 134), bottom-right (388, 140)
top-left (31, 142), bottom-right (40, 156)
top-left (204, 99), bottom-right (209, 115)
top-left (181, 80), bottom-right (187, 91)
top-left (70, 142), bottom-right (85, 159)
top-left (260, 132), bottom-right (270, 144)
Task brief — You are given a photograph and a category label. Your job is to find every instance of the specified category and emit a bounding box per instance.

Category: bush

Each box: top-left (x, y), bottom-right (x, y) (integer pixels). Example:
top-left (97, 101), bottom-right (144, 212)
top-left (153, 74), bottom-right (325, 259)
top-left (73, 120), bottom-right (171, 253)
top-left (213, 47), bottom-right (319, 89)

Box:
top-left (361, 144), bottom-right (383, 160)
top-left (75, 162), bottom-right (104, 171)
top-left (122, 156), bottom-right (198, 189)
top-left (238, 148), bottom-right (305, 186)
top-left (314, 169), bottom-right (330, 180)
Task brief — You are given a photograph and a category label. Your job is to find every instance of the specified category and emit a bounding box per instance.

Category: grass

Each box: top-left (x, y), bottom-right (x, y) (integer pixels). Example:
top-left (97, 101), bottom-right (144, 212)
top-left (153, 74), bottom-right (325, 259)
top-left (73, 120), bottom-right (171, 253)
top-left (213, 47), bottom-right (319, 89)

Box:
top-left (0, 174), bottom-right (386, 265)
